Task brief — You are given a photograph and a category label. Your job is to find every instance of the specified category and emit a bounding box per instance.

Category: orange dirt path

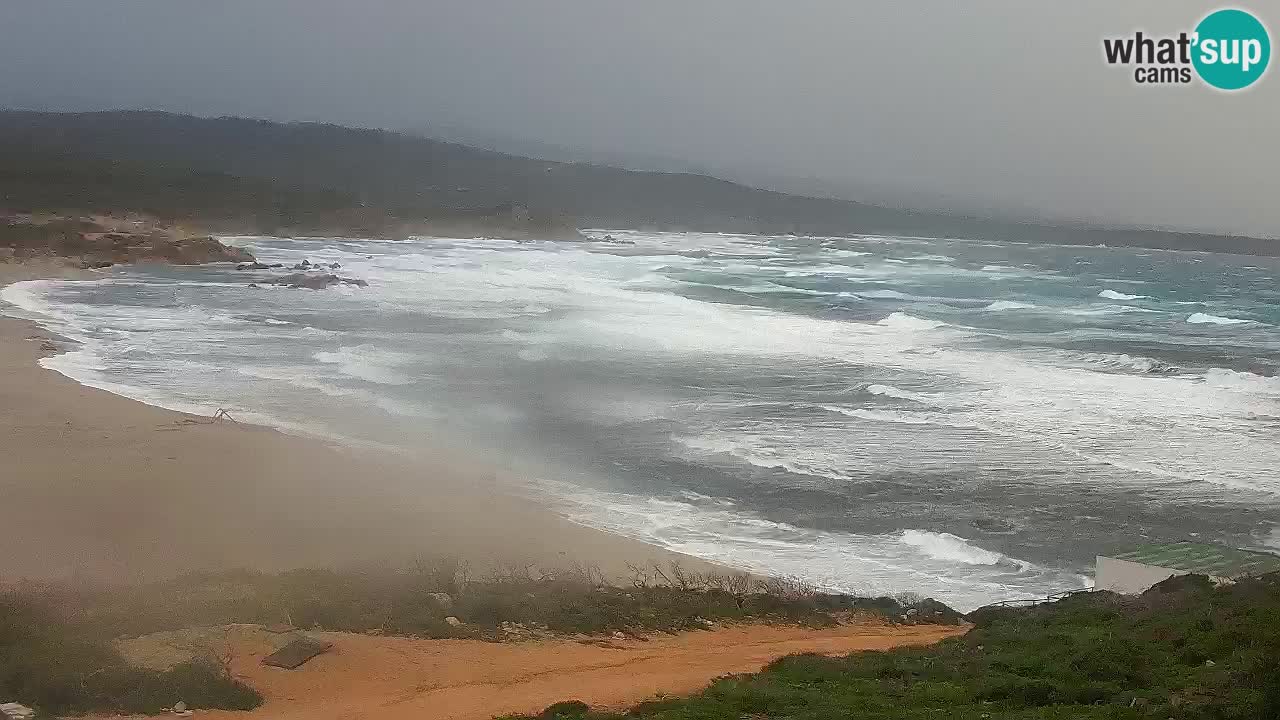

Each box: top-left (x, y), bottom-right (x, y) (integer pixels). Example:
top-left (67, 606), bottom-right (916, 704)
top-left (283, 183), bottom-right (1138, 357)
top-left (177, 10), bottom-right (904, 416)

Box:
top-left (201, 622), bottom-right (966, 720)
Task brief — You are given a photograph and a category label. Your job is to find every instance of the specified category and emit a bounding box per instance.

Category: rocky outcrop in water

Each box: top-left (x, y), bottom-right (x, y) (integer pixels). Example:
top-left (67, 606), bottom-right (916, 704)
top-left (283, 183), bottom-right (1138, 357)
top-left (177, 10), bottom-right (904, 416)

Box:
top-left (267, 272), bottom-right (368, 289)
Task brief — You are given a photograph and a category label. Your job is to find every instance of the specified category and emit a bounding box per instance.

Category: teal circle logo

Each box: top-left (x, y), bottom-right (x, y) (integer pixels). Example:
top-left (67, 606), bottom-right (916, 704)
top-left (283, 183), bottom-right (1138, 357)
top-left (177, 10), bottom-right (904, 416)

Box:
top-left (1192, 9), bottom-right (1270, 90)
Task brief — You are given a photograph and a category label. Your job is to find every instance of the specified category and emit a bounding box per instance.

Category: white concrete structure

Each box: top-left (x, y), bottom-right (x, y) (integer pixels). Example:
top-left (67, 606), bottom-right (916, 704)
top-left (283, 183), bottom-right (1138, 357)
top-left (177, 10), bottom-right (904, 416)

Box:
top-left (1095, 542), bottom-right (1280, 595)
top-left (1095, 555), bottom-right (1192, 594)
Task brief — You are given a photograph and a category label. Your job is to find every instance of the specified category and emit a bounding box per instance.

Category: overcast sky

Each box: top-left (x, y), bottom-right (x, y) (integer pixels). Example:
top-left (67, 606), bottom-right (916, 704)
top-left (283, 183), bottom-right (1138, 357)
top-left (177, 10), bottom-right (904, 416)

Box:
top-left (2, 1), bottom-right (1276, 235)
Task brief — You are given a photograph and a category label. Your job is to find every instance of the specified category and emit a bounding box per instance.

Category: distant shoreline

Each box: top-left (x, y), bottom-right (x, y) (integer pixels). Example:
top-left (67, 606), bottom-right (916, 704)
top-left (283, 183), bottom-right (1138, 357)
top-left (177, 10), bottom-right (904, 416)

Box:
top-left (4, 110), bottom-right (1277, 257)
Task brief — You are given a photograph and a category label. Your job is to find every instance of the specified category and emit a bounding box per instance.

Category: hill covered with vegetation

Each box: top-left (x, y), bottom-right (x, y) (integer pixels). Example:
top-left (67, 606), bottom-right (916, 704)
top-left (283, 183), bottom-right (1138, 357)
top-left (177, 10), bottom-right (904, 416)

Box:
top-left (508, 573), bottom-right (1280, 720)
top-left (1, 111), bottom-right (1275, 255)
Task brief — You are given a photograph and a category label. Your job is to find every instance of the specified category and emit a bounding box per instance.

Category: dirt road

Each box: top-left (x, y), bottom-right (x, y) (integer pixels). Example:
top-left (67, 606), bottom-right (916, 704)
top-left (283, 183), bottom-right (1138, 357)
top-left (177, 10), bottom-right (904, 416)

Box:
top-left (196, 622), bottom-right (965, 720)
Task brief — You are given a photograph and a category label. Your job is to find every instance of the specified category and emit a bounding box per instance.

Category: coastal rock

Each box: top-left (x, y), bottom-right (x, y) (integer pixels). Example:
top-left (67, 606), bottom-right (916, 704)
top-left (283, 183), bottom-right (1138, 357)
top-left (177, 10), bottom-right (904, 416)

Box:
top-left (237, 262), bottom-right (273, 270)
top-left (268, 273), bottom-right (368, 289)
top-left (1, 221), bottom-right (254, 266)
top-left (146, 235), bottom-right (255, 265)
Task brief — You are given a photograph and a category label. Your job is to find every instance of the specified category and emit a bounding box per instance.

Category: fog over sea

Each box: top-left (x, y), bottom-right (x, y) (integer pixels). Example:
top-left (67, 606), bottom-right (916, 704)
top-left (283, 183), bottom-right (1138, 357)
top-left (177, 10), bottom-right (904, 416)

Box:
top-left (5, 231), bottom-right (1279, 611)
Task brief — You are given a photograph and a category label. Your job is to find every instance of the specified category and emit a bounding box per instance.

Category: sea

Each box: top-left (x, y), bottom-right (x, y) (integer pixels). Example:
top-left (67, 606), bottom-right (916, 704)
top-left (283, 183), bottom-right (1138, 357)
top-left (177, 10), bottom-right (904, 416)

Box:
top-left (4, 230), bottom-right (1279, 611)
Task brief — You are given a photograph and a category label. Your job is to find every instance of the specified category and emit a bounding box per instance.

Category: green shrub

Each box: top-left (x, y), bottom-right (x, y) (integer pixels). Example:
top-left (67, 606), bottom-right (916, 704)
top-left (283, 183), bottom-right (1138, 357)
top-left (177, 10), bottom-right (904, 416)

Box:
top-left (498, 572), bottom-right (1280, 720)
top-left (0, 592), bottom-right (260, 716)
top-left (538, 700), bottom-right (591, 718)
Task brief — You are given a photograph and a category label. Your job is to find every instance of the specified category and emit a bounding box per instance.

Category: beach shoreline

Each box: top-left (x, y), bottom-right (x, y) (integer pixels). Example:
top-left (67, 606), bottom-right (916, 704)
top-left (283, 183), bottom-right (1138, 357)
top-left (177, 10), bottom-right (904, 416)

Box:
top-left (0, 262), bottom-right (717, 587)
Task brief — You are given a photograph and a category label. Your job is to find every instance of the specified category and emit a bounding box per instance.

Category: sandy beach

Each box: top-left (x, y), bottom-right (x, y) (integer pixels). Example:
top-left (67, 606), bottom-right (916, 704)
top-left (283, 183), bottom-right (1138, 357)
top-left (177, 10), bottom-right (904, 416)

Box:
top-left (0, 263), bottom-right (710, 586)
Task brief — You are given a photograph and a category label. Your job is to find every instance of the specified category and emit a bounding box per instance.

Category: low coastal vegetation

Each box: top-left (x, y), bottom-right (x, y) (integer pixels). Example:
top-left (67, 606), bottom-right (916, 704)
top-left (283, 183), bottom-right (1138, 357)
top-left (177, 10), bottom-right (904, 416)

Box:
top-left (506, 573), bottom-right (1280, 720)
top-left (0, 591), bottom-right (259, 717)
top-left (0, 217), bottom-right (252, 267)
top-left (63, 559), bottom-right (961, 641)
top-left (1, 559), bottom-right (957, 716)
top-left (0, 139), bottom-right (582, 241)
top-left (11, 563), bottom-right (1278, 719)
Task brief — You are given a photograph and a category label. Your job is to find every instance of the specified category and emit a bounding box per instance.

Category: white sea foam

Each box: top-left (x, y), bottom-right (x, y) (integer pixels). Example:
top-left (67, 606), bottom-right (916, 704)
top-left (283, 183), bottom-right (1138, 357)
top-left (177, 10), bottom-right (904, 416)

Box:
top-left (866, 384), bottom-right (927, 401)
top-left (517, 347), bottom-right (550, 362)
top-left (984, 300), bottom-right (1035, 311)
top-left (677, 434), bottom-right (854, 480)
top-left (1098, 289), bottom-right (1148, 300)
top-left (1202, 368), bottom-right (1280, 396)
top-left (1, 280), bottom-right (58, 318)
top-left (1062, 305), bottom-right (1156, 316)
top-left (532, 479), bottom-right (1081, 611)
top-left (1186, 312), bottom-right (1249, 325)
top-left (313, 345), bottom-right (414, 385)
top-left (854, 289), bottom-right (911, 300)
top-left (900, 530), bottom-right (1004, 565)
top-left (739, 282), bottom-right (837, 296)
top-left (1077, 353), bottom-right (1172, 374)
top-left (10, 230), bottom-right (1280, 606)
top-left (876, 312), bottom-right (945, 331)
top-left (821, 406), bottom-right (938, 425)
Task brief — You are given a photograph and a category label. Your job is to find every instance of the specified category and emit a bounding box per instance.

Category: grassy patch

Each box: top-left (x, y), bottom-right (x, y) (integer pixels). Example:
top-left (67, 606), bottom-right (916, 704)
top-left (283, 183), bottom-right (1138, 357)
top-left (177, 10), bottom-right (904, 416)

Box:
top-left (501, 572), bottom-right (1280, 720)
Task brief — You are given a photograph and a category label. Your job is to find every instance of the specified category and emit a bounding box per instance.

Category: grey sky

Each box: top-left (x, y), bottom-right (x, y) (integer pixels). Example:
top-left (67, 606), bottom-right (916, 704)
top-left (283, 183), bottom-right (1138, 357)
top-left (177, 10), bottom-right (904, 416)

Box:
top-left (1, 1), bottom-right (1276, 235)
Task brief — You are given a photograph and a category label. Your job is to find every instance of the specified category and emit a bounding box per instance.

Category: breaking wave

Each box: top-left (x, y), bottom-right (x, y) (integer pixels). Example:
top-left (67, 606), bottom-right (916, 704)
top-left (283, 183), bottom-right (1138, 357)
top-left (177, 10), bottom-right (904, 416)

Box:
top-left (877, 312), bottom-right (946, 331)
top-left (852, 289), bottom-right (911, 300)
top-left (1203, 368), bottom-right (1280, 396)
top-left (866, 384), bottom-right (934, 402)
top-left (984, 300), bottom-right (1035, 311)
top-left (820, 406), bottom-right (938, 425)
top-left (900, 530), bottom-right (1005, 566)
top-left (1077, 353), bottom-right (1177, 374)
top-left (1186, 312), bottom-right (1249, 325)
top-left (533, 480), bottom-right (1081, 611)
top-left (6, 230), bottom-right (1276, 609)
top-left (1098, 289), bottom-right (1148, 300)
